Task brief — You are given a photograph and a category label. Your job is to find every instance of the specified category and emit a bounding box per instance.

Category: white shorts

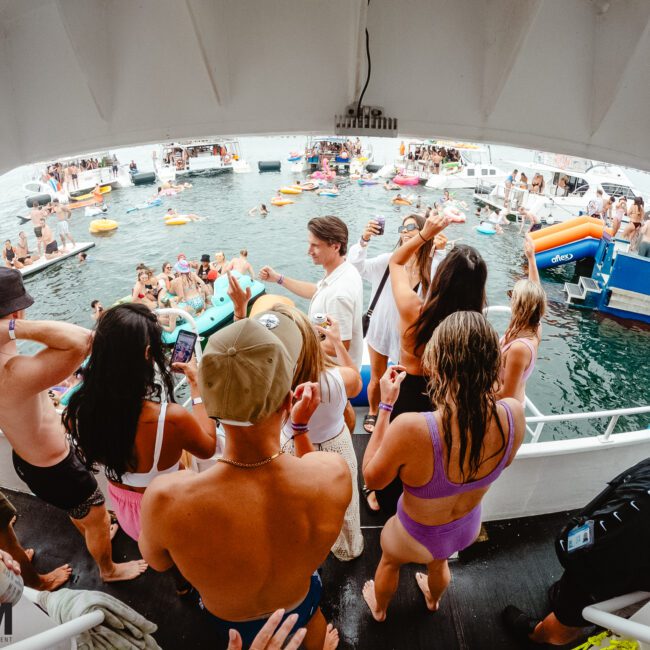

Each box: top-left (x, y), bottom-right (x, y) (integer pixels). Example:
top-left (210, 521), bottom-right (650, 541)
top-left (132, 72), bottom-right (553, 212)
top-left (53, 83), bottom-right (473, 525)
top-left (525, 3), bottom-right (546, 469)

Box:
top-left (56, 220), bottom-right (69, 236)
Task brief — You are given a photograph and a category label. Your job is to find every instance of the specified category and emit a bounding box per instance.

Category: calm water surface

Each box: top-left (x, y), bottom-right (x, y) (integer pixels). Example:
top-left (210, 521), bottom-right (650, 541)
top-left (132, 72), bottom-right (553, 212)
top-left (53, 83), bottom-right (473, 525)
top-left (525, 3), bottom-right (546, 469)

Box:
top-left (1, 137), bottom-right (648, 441)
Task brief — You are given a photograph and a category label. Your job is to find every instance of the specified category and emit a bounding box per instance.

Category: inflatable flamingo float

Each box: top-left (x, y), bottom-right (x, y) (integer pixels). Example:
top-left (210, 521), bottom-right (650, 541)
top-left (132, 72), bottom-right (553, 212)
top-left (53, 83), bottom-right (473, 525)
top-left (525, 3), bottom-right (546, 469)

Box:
top-left (311, 157), bottom-right (337, 181)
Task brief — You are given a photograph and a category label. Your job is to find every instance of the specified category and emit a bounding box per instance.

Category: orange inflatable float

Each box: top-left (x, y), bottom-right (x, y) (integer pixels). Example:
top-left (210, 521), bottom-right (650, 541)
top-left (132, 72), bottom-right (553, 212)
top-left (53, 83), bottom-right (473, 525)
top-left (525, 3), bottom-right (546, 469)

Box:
top-left (530, 216), bottom-right (611, 253)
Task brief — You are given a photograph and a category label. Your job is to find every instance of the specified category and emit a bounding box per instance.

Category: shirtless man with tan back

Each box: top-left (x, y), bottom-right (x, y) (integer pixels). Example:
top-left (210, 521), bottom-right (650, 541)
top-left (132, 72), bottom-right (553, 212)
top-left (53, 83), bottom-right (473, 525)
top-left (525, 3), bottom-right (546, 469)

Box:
top-left (140, 311), bottom-right (350, 649)
top-left (0, 269), bottom-right (147, 582)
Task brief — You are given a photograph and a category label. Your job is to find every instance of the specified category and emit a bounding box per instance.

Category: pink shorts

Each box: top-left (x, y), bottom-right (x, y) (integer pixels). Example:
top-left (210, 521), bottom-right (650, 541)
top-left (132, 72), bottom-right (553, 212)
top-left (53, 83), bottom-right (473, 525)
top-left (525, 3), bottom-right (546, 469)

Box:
top-left (107, 483), bottom-right (143, 541)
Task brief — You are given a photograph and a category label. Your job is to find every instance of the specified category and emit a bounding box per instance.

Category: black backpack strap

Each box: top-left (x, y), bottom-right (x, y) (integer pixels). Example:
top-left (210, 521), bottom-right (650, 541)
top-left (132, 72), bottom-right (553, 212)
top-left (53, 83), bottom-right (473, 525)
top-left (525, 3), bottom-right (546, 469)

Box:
top-left (365, 266), bottom-right (390, 319)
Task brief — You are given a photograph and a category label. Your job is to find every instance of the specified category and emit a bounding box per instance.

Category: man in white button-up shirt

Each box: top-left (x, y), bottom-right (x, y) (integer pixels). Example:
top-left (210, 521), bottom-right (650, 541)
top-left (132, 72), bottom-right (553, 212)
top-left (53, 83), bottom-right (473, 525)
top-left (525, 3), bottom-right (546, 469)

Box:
top-left (259, 216), bottom-right (363, 427)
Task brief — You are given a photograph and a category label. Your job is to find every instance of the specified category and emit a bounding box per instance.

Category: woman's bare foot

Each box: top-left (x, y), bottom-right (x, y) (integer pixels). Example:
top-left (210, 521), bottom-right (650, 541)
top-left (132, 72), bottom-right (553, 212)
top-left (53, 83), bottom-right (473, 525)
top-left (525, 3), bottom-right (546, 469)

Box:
top-left (38, 564), bottom-right (73, 591)
top-left (25, 548), bottom-right (35, 562)
top-left (415, 572), bottom-right (440, 612)
top-left (323, 623), bottom-right (339, 649)
top-left (101, 559), bottom-right (148, 582)
top-left (362, 580), bottom-right (386, 622)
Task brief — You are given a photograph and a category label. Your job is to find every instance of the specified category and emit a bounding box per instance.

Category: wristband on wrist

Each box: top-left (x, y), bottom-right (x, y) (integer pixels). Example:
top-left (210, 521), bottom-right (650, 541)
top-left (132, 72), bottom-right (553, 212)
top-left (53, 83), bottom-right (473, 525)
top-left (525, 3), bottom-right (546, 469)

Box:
top-left (192, 397), bottom-right (203, 406)
top-left (378, 402), bottom-right (394, 413)
top-left (418, 232), bottom-right (431, 243)
top-left (277, 274), bottom-right (284, 285)
top-left (361, 235), bottom-right (370, 245)
top-left (290, 422), bottom-right (309, 432)
top-left (8, 319), bottom-right (16, 340)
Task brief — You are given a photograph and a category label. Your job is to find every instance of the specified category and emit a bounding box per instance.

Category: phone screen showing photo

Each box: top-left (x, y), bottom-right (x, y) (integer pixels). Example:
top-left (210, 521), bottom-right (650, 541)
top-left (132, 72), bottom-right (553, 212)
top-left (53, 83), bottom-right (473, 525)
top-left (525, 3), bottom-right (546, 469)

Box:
top-left (171, 330), bottom-right (198, 366)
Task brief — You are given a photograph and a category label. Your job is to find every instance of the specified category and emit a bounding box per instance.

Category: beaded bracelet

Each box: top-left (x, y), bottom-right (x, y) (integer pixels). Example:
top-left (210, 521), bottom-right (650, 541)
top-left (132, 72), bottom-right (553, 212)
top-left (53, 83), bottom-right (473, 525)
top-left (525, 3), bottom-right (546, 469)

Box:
top-left (378, 402), bottom-right (394, 413)
top-left (290, 422), bottom-right (309, 432)
top-left (277, 274), bottom-right (285, 285)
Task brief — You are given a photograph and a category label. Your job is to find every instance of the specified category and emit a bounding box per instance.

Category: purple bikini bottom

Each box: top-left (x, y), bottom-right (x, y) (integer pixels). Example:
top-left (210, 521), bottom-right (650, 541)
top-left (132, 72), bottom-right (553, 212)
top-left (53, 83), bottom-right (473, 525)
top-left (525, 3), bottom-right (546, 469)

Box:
top-left (396, 494), bottom-right (482, 560)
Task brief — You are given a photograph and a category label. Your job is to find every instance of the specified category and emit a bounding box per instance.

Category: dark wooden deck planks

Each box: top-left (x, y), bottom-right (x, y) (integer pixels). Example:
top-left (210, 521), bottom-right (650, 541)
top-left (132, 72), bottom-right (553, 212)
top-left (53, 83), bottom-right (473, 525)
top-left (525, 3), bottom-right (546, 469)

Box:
top-left (5, 423), bottom-right (573, 649)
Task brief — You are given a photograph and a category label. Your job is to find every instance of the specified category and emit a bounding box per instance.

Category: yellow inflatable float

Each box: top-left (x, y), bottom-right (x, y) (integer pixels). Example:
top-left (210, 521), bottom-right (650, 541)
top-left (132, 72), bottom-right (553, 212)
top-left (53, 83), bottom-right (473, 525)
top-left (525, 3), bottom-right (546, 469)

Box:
top-left (89, 218), bottom-right (118, 233)
top-left (165, 217), bottom-right (191, 226)
top-left (280, 186), bottom-right (302, 195)
top-left (392, 198), bottom-right (412, 206)
top-left (72, 186), bottom-right (112, 201)
top-left (272, 198), bottom-right (294, 206)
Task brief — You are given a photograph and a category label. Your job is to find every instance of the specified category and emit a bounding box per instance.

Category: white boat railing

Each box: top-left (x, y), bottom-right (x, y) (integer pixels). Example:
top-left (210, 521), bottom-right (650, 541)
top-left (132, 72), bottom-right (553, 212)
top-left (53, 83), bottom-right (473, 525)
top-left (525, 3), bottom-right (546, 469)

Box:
top-left (484, 306), bottom-right (650, 445)
top-left (582, 591), bottom-right (650, 647)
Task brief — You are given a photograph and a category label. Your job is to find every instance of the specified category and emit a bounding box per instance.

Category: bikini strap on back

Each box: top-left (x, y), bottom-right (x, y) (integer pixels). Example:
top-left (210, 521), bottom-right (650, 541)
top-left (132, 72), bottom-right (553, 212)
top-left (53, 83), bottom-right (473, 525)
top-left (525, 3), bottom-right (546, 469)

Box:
top-left (423, 411), bottom-right (444, 469)
top-left (496, 400), bottom-right (516, 466)
top-left (151, 402), bottom-right (168, 469)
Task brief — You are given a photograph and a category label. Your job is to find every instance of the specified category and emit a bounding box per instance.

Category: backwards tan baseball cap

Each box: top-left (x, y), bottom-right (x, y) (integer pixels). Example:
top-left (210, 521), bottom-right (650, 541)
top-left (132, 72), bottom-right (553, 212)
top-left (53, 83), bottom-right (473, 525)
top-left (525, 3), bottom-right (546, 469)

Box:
top-left (198, 311), bottom-right (302, 425)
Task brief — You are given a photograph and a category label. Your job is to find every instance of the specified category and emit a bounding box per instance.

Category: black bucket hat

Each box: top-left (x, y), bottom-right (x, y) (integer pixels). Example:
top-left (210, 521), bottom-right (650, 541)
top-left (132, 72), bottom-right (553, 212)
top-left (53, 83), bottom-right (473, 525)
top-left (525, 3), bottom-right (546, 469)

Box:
top-left (200, 254), bottom-right (211, 263)
top-left (0, 268), bottom-right (34, 318)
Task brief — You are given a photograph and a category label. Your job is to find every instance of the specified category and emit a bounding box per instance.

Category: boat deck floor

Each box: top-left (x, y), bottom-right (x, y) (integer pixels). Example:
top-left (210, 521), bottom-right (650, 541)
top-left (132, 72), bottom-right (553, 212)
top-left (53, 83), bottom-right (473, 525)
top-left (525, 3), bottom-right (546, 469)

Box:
top-left (8, 424), bottom-right (579, 649)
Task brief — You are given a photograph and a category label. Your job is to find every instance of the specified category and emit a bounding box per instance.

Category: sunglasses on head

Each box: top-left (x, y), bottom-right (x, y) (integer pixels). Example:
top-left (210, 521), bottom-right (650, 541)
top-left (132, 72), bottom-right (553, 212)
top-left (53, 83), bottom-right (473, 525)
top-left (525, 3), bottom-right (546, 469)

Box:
top-left (398, 223), bottom-right (420, 234)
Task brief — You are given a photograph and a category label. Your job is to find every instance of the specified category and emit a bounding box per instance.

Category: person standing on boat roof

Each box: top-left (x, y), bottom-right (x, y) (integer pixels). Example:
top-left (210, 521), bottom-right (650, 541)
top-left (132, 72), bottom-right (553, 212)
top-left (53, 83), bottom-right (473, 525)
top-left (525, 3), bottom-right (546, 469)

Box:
top-left (51, 199), bottom-right (75, 250)
top-left (139, 313), bottom-right (346, 650)
top-left (362, 312), bottom-right (525, 623)
top-left (259, 215), bottom-right (363, 432)
top-left (0, 269), bottom-right (147, 582)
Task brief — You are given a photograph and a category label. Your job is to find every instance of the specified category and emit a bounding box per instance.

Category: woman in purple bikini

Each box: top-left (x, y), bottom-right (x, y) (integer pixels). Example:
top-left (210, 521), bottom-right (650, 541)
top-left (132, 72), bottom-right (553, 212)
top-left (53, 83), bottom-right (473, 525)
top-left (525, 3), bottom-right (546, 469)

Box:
top-left (361, 311), bottom-right (525, 621)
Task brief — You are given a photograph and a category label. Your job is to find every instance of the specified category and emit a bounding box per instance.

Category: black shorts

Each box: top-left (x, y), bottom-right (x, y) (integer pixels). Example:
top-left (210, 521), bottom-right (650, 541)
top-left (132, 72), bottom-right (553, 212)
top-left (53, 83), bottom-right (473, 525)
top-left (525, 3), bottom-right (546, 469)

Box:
top-left (33, 227), bottom-right (43, 238)
top-left (0, 491), bottom-right (17, 528)
top-left (12, 448), bottom-right (104, 519)
top-left (45, 241), bottom-right (58, 255)
top-left (551, 569), bottom-right (650, 627)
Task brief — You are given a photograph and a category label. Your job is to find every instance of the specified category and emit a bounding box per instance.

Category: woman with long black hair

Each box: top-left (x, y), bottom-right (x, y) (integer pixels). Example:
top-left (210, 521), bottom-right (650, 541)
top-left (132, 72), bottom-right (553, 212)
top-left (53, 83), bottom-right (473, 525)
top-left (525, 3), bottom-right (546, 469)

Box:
top-left (63, 303), bottom-right (217, 543)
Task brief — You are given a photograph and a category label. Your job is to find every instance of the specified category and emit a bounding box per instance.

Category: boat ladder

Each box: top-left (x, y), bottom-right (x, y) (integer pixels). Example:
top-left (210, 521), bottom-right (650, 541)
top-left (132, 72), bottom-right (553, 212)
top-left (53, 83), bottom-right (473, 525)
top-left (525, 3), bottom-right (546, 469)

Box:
top-left (564, 276), bottom-right (602, 303)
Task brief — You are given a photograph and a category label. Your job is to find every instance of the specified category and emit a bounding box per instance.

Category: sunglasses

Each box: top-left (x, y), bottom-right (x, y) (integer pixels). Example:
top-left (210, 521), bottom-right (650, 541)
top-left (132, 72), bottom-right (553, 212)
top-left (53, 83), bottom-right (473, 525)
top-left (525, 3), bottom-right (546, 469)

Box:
top-left (397, 223), bottom-right (420, 234)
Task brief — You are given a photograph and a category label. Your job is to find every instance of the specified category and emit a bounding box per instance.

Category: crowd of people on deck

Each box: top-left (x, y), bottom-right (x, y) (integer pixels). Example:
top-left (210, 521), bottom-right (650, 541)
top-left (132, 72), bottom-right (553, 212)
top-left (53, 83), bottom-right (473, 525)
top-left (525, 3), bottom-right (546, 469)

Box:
top-left (400, 143), bottom-right (462, 175)
top-left (306, 138), bottom-right (362, 162)
top-left (41, 155), bottom-right (121, 192)
top-left (0, 190), bottom-right (648, 649)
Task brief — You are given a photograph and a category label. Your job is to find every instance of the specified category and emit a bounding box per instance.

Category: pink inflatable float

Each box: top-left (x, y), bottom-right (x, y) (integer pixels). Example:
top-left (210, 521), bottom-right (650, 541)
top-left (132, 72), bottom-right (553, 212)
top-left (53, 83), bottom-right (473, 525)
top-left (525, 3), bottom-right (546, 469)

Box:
top-left (311, 157), bottom-right (337, 181)
top-left (393, 175), bottom-right (419, 186)
top-left (443, 205), bottom-right (466, 223)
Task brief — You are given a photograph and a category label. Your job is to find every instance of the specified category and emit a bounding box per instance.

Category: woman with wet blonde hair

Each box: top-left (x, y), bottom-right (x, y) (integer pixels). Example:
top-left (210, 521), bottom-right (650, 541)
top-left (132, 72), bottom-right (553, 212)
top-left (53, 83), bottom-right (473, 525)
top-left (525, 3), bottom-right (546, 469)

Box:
top-left (361, 311), bottom-right (525, 621)
top-left (497, 236), bottom-right (546, 404)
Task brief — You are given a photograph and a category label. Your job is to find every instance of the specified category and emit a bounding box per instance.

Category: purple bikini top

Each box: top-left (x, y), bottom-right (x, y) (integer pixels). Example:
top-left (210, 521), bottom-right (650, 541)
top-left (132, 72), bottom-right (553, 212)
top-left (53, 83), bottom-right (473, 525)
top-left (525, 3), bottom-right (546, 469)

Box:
top-left (403, 401), bottom-right (515, 499)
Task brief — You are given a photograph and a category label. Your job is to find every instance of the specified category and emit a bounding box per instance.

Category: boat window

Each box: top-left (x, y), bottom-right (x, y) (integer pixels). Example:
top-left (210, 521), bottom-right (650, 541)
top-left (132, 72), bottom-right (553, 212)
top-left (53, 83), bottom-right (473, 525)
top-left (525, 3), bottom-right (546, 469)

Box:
top-left (481, 169), bottom-right (489, 175)
top-left (489, 169), bottom-right (496, 175)
top-left (600, 183), bottom-right (635, 199)
top-left (467, 168), bottom-right (475, 176)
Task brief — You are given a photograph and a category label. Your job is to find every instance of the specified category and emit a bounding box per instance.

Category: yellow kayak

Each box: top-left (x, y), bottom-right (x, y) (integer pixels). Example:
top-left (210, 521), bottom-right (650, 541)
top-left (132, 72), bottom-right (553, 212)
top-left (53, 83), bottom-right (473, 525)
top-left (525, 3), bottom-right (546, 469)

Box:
top-left (71, 185), bottom-right (112, 201)
top-left (89, 218), bottom-right (118, 233)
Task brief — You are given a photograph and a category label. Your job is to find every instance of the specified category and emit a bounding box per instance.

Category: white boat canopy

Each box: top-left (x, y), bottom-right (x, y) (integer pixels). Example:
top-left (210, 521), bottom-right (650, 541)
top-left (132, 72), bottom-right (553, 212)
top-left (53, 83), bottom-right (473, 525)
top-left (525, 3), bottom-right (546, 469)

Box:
top-left (1, 0), bottom-right (650, 175)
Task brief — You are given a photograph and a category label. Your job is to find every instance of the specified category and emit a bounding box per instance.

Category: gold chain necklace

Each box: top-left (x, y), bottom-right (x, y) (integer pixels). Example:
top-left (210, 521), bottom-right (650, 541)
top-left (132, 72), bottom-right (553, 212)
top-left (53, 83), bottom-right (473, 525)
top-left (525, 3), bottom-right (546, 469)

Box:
top-left (217, 450), bottom-right (284, 469)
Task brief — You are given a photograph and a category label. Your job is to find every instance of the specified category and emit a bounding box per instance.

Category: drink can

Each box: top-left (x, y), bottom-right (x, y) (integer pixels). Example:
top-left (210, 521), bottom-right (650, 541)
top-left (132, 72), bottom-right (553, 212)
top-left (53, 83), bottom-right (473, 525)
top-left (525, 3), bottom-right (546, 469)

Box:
top-left (375, 216), bottom-right (385, 235)
top-left (0, 561), bottom-right (24, 605)
top-left (311, 313), bottom-right (329, 340)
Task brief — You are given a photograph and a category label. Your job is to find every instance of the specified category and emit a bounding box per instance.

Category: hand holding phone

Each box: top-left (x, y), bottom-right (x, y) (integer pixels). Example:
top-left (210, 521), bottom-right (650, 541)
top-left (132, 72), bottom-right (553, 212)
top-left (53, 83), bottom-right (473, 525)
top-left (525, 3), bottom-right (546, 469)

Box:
top-left (171, 330), bottom-right (198, 371)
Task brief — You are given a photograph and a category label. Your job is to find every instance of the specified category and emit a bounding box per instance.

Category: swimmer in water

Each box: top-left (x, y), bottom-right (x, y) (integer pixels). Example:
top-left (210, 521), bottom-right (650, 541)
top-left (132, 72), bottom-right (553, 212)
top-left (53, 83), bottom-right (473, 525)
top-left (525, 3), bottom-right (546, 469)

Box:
top-left (248, 204), bottom-right (269, 217)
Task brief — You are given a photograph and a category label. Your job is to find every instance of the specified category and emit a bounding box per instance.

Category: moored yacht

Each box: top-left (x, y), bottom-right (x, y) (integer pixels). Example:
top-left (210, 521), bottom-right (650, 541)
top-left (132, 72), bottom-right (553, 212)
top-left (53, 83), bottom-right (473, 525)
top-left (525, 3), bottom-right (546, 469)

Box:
top-left (23, 152), bottom-right (133, 205)
top-left (154, 139), bottom-right (249, 182)
top-left (474, 151), bottom-right (644, 223)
